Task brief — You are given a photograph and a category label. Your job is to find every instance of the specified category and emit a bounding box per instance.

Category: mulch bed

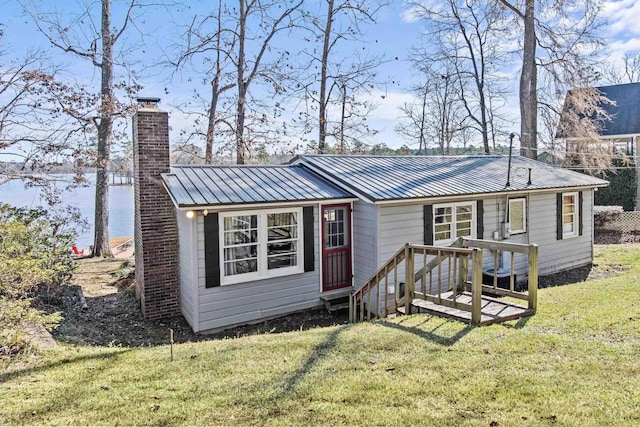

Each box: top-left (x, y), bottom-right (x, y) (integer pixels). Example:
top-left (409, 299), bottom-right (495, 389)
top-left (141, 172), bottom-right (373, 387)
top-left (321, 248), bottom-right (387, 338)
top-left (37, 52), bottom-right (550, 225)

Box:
top-left (40, 275), bottom-right (348, 348)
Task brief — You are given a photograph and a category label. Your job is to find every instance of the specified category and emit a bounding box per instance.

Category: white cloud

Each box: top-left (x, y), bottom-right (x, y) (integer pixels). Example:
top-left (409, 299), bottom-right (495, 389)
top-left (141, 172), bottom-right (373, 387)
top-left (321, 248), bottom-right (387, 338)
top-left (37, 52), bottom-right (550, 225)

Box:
top-left (602, 0), bottom-right (640, 37)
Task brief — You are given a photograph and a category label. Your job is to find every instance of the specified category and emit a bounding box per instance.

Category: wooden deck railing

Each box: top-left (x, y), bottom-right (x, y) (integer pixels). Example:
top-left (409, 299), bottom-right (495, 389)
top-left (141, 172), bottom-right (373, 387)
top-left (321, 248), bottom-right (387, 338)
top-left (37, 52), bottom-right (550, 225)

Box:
top-left (459, 238), bottom-right (538, 312)
top-left (349, 238), bottom-right (539, 325)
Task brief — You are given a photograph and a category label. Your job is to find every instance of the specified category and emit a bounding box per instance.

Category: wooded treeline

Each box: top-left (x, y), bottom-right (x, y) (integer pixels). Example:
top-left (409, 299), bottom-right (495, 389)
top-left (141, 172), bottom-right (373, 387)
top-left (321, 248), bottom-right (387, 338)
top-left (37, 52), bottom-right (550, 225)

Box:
top-left (1, 0), bottom-right (638, 255)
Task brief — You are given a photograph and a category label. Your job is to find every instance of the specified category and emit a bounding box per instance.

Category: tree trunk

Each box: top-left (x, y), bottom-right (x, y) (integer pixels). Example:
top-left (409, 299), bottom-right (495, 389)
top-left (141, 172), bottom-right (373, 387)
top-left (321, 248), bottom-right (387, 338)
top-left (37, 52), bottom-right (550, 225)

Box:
top-left (93, 0), bottom-right (114, 258)
top-left (205, 0), bottom-right (224, 165)
top-left (418, 88), bottom-right (427, 155)
top-left (519, 0), bottom-right (537, 159)
top-left (235, 0), bottom-right (247, 165)
top-left (206, 76), bottom-right (220, 164)
top-left (339, 83), bottom-right (346, 153)
top-left (318, 0), bottom-right (335, 154)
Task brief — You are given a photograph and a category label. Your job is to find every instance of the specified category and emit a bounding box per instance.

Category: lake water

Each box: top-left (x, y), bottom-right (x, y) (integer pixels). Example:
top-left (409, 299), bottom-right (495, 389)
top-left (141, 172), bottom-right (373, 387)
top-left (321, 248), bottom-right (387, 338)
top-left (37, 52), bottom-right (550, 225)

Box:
top-left (1, 175), bottom-right (134, 250)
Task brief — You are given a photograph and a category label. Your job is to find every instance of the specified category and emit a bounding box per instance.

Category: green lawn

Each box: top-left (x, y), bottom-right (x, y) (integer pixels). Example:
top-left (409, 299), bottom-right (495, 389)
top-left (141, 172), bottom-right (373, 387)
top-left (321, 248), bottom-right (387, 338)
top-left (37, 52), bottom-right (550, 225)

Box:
top-left (1, 245), bottom-right (639, 426)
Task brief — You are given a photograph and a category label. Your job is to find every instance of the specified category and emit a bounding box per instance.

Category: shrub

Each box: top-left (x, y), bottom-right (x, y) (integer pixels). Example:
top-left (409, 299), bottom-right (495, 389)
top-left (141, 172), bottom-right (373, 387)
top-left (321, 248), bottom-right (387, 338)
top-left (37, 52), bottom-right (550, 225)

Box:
top-left (594, 206), bottom-right (624, 228)
top-left (0, 204), bottom-right (77, 356)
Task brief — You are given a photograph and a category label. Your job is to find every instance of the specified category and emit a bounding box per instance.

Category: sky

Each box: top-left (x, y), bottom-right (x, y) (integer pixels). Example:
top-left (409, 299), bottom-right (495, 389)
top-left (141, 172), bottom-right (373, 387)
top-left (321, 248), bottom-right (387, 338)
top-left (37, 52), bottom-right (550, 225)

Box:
top-left (2, 0), bottom-right (640, 155)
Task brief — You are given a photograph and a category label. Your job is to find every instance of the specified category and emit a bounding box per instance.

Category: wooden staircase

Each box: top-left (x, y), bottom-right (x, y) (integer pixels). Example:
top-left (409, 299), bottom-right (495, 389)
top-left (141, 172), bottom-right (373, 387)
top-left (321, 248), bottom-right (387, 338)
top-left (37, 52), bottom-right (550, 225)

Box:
top-left (350, 238), bottom-right (538, 326)
top-left (320, 287), bottom-right (353, 312)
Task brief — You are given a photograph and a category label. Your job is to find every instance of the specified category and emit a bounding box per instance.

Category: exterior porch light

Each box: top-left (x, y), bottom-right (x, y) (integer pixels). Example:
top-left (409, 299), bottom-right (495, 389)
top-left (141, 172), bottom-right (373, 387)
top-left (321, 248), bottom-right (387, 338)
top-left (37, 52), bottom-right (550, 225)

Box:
top-left (186, 211), bottom-right (195, 219)
top-left (203, 209), bottom-right (209, 216)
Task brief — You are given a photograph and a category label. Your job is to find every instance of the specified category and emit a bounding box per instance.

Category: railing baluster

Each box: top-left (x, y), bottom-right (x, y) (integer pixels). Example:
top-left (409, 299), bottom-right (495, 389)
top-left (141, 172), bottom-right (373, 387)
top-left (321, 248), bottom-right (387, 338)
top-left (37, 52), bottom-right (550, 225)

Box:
top-left (493, 250), bottom-right (500, 289)
top-left (383, 265), bottom-right (388, 317)
top-left (453, 253), bottom-right (458, 306)
top-left (510, 251), bottom-right (516, 292)
top-left (429, 266), bottom-right (433, 296)
top-left (359, 291), bottom-right (364, 322)
top-left (367, 281), bottom-right (372, 321)
top-left (471, 248), bottom-right (483, 325)
top-left (394, 258), bottom-right (398, 312)
top-left (437, 250), bottom-right (442, 302)
top-left (422, 250), bottom-right (427, 298)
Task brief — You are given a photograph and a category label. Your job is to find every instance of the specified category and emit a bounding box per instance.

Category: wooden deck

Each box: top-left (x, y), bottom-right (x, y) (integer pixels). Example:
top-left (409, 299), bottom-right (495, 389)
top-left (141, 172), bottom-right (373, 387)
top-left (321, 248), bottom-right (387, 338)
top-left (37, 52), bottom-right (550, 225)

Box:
top-left (399, 291), bottom-right (534, 325)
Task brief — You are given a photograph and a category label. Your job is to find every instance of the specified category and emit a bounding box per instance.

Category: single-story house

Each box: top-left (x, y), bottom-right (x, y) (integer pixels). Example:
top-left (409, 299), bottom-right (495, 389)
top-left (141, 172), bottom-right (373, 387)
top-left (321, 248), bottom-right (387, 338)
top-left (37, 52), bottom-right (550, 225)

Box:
top-left (132, 101), bottom-right (608, 332)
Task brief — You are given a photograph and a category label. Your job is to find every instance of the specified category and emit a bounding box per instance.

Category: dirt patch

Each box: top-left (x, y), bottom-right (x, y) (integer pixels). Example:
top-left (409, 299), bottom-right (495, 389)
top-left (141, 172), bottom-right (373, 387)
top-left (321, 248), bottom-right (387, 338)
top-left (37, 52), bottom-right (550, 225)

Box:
top-left (595, 230), bottom-right (640, 244)
top-left (41, 257), bottom-right (348, 347)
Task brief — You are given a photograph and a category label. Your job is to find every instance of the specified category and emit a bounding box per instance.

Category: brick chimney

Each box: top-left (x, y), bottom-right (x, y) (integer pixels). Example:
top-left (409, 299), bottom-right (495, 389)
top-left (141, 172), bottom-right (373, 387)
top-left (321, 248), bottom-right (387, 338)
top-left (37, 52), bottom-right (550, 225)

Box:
top-left (132, 97), bottom-right (180, 319)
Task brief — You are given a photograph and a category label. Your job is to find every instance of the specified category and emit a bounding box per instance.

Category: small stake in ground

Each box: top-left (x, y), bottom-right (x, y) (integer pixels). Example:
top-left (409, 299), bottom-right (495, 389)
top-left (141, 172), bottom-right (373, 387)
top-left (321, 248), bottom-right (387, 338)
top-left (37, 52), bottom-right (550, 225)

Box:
top-left (169, 329), bottom-right (174, 362)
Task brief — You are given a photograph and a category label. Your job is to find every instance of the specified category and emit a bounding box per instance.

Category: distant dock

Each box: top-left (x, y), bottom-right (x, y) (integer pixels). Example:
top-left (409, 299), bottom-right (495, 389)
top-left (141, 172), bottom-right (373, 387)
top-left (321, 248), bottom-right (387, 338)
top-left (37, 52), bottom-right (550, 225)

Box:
top-left (111, 236), bottom-right (134, 258)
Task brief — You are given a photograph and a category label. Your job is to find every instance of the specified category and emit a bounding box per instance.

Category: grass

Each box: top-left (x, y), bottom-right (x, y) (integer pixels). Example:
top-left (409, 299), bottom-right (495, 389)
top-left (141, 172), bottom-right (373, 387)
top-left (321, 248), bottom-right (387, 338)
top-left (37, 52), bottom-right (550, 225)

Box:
top-left (1, 245), bottom-right (639, 426)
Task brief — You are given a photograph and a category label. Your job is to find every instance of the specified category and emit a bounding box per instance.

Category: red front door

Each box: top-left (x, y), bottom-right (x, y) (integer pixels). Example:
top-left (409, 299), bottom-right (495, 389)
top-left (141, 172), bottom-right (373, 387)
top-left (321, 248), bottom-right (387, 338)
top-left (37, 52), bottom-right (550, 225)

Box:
top-left (321, 204), bottom-right (352, 292)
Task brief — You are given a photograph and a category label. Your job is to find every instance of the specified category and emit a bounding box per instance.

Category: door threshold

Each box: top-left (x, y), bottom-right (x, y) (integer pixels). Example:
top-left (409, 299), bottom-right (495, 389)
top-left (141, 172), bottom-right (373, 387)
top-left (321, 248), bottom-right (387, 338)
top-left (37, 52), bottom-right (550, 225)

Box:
top-left (320, 287), bottom-right (354, 300)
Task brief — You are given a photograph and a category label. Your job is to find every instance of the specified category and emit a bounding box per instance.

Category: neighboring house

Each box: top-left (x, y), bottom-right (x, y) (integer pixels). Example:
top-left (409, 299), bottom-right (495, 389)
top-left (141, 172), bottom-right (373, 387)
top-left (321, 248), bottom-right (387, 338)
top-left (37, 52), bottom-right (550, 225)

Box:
top-left (558, 82), bottom-right (640, 153)
top-left (133, 101), bottom-right (608, 332)
top-left (557, 82), bottom-right (640, 209)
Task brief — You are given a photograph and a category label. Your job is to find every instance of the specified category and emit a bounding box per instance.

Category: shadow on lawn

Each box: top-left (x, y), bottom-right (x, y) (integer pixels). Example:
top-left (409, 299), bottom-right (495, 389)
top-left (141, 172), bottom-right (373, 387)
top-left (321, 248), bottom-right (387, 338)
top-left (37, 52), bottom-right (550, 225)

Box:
top-left (1, 348), bottom-right (132, 384)
top-left (377, 316), bottom-right (473, 346)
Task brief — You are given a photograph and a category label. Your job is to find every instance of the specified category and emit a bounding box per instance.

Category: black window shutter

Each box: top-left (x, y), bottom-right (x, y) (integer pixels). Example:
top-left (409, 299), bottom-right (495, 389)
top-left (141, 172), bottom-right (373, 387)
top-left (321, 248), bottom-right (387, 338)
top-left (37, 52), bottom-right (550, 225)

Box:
top-left (424, 205), bottom-right (433, 245)
top-left (303, 206), bottom-right (315, 272)
top-left (556, 193), bottom-right (563, 241)
top-left (476, 200), bottom-right (484, 239)
top-left (204, 212), bottom-right (220, 288)
top-left (578, 191), bottom-right (584, 236)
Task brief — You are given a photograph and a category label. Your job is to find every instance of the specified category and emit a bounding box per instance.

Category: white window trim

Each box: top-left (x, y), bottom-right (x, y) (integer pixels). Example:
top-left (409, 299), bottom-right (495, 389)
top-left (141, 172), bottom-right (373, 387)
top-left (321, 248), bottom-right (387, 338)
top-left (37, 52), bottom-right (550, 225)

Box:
top-left (219, 207), bottom-right (304, 286)
top-left (508, 198), bottom-right (527, 235)
top-left (433, 201), bottom-right (476, 245)
top-left (562, 192), bottom-right (579, 239)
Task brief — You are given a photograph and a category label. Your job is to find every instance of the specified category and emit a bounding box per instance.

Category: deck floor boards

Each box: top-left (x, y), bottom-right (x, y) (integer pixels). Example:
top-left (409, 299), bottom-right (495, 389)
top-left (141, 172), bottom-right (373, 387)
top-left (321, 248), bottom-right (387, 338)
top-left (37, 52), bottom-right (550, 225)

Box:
top-left (407, 291), bottom-right (534, 325)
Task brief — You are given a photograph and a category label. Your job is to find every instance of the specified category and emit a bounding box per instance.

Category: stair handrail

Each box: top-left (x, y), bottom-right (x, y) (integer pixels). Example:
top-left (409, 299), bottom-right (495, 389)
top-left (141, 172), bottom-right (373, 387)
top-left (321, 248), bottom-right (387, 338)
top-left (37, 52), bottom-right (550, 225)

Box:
top-left (350, 243), bottom-right (407, 322)
top-left (413, 237), bottom-right (466, 284)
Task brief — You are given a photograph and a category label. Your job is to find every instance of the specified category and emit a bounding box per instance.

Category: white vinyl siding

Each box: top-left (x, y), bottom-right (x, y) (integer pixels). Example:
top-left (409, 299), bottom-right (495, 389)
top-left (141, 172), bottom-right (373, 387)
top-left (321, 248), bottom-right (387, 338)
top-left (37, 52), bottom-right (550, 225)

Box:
top-left (352, 201), bottom-right (378, 288)
top-left (177, 210), bottom-right (198, 329)
top-left (195, 206), bottom-right (322, 332)
top-left (528, 191), bottom-right (593, 275)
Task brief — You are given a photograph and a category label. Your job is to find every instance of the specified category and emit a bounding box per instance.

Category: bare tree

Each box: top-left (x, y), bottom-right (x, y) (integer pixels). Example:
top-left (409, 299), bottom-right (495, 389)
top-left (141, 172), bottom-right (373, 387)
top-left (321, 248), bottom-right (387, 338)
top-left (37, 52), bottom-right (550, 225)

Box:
top-left (602, 51), bottom-right (640, 84)
top-left (408, 0), bottom-right (509, 155)
top-left (173, 0), bottom-right (303, 164)
top-left (1, 27), bottom-right (95, 189)
top-left (497, 0), bottom-right (605, 159)
top-left (22, 0), bottom-right (152, 257)
top-left (299, 0), bottom-right (388, 154)
top-left (396, 69), bottom-right (468, 155)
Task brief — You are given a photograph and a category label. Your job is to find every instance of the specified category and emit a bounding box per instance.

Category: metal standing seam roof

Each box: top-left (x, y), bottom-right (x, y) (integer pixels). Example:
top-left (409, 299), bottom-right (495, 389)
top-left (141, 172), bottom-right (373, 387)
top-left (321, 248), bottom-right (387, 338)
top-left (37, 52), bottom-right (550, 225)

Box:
top-left (294, 154), bottom-right (608, 202)
top-left (161, 164), bottom-right (355, 207)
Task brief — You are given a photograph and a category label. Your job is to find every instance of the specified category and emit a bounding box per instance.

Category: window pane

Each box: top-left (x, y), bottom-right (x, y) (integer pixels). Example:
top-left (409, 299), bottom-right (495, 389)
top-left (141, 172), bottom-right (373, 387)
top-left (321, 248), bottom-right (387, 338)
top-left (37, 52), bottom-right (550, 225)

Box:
top-left (224, 258), bottom-right (258, 276)
top-left (435, 230), bottom-right (451, 240)
top-left (224, 245), bottom-right (257, 261)
top-left (268, 238), bottom-right (298, 270)
top-left (223, 215), bottom-right (258, 246)
top-left (510, 200), bottom-right (525, 231)
top-left (268, 253), bottom-right (297, 270)
top-left (435, 224), bottom-right (450, 233)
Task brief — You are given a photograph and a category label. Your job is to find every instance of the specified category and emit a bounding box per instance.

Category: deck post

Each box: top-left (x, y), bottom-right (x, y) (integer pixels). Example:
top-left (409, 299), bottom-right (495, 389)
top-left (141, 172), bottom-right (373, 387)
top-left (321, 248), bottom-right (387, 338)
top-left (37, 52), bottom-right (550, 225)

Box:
top-left (349, 294), bottom-right (354, 323)
top-left (471, 248), bottom-right (483, 325)
top-left (404, 243), bottom-right (414, 315)
top-left (527, 244), bottom-right (539, 311)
